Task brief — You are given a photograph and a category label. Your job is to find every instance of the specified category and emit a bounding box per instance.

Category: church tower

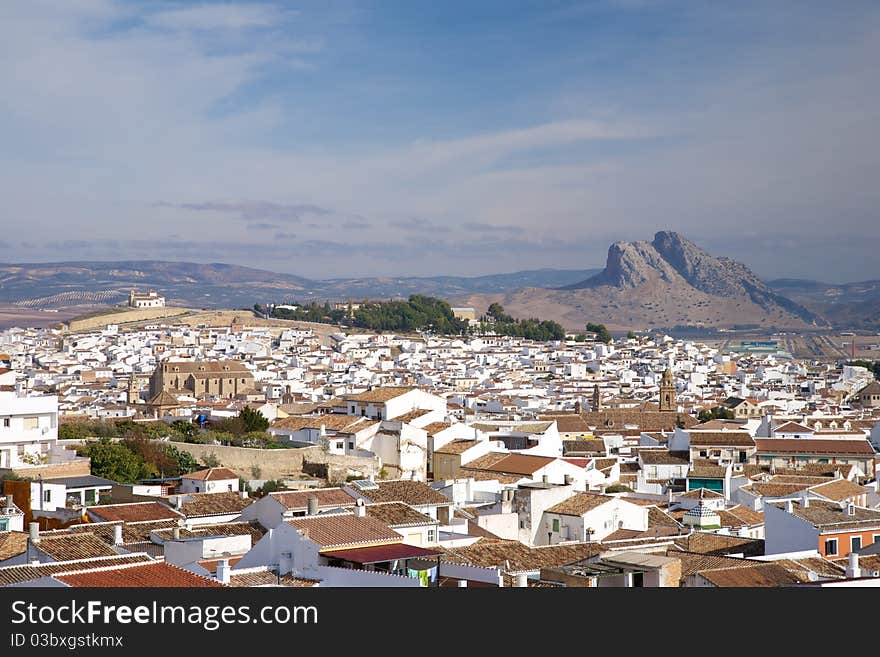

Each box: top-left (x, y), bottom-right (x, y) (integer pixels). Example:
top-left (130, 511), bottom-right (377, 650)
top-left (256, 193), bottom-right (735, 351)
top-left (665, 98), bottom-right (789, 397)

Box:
top-left (592, 384), bottom-right (602, 412)
top-left (659, 368), bottom-right (675, 412)
top-left (127, 375), bottom-right (139, 405)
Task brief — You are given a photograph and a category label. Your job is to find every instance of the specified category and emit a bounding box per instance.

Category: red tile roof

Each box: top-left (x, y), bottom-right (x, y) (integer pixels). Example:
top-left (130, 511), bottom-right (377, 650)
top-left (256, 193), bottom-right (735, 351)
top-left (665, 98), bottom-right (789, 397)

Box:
top-left (754, 439), bottom-right (875, 456)
top-left (321, 543), bottom-right (442, 564)
top-left (88, 502), bottom-right (183, 522)
top-left (55, 562), bottom-right (223, 587)
top-left (182, 467), bottom-right (240, 481)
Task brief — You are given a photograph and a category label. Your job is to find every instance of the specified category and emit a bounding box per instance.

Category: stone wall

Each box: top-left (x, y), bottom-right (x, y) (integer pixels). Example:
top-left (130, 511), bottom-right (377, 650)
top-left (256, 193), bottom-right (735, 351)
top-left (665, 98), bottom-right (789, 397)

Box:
top-left (169, 442), bottom-right (379, 483)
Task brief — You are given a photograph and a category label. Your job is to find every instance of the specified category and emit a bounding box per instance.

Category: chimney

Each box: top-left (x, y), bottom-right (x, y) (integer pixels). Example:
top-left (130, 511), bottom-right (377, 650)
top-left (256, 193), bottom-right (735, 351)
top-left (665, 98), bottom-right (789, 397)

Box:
top-left (515, 573), bottom-right (528, 588)
top-left (354, 499), bottom-right (366, 517)
top-left (28, 522), bottom-right (40, 545)
top-left (5, 496), bottom-right (13, 511)
top-left (174, 496), bottom-right (183, 510)
top-left (113, 524), bottom-right (123, 546)
top-left (457, 579), bottom-right (468, 588)
top-left (216, 559), bottom-right (231, 585)
top-left (240, 490), bottom-right (249, 499)
top-left (466, 477), bottom-right (474, 501)
top-left (667, 488), bottom-right (674, 506)
top-left (802, 495), bottom-right (810, 508)
top-left (785, 500), bottom-right (794, 514)
top-left (172, 527), bottom-right (181, 540)
top-left (846, 552), bottom-right (861, 579)
top-left (306, 497), bottom-right (319, 516)
top-left (564, 474), bottom-right (573, 486)
top-left (542, 474), bottom-right (549, 484)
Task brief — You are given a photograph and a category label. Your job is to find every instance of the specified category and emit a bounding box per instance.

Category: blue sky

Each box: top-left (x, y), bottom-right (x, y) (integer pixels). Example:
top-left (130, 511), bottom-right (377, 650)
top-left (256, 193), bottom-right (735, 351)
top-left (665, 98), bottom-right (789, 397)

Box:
top-left (1, 1), bottom-right (879, 282)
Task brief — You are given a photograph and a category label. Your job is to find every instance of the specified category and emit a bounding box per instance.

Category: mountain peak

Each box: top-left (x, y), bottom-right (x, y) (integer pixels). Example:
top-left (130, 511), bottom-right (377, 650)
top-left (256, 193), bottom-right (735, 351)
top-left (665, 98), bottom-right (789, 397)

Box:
top-left (559, 231), bottom-right (820, 325)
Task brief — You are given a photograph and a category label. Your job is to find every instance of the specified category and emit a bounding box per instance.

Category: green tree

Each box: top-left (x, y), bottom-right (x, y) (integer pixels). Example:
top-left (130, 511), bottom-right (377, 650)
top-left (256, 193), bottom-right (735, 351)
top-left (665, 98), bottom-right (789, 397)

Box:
top-left (239, 406), bottom-right (270, 433)
top-left (627, 331), bottom-right (638, 340)
top-left (586, 323), bottom-right (612, 344)
top-left (201, 452), bottom-right (221, 468)
top-left (259, 479), bottom-right (288, 495)
top-left (170, 420), bottom-right (197, 439)
top-left (487, 303), bottom-right (505, 320)
top-left (697, 406), bottom-right (736, 423)
top-left (83, 437), bottom-right (149, 484)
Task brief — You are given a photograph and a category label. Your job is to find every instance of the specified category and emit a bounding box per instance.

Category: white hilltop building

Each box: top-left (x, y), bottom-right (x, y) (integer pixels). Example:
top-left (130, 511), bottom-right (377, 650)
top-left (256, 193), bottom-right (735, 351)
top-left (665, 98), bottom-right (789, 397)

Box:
top-left (128, 289), bottom-right (165, 309)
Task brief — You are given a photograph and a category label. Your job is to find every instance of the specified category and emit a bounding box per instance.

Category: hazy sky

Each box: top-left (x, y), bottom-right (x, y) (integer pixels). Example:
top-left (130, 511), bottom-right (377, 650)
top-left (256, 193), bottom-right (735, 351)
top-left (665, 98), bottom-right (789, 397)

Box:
top-left (1, 1), bottom-right (878, 282)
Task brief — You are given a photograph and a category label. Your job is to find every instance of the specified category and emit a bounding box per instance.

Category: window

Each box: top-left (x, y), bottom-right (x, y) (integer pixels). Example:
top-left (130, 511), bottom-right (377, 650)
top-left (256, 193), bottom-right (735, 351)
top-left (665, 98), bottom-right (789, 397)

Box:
top-left (23, 417), bottom-right (39, 431)
top-left (427, 529), bottom-right (436, 542)
top-left (824, 538), bottom-right (838, 556)
top-left (348, 442), bottom-right (354, 450)
top-left (872, 534), bottom-right (880, 546)
top-left (520, 521), bottom-right (525, 529)
top-left (2, 418), bottom-right (8, 427)
top-left (851, 536), bottom-right (862, 552)
top-left (227, 484), bottom-right (233, 492)
top-left (552, 519), bottom-right (560, 533)
top-left (699, 450), bottom-right (707, 458)
top-left (0, 518), bottom-right (7, 531)
top-left (43, 490), bottom-right (51, 503)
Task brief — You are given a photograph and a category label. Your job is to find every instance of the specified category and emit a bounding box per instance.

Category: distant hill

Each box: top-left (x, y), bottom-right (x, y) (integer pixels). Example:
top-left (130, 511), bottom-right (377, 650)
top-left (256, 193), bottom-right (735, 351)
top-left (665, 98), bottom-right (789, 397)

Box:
top-left (0, 261), bottom-right (598, 311)
top-left (462, 231), bottom-right (827, 332)
top-left (767, 278), bottom-right (880, 330)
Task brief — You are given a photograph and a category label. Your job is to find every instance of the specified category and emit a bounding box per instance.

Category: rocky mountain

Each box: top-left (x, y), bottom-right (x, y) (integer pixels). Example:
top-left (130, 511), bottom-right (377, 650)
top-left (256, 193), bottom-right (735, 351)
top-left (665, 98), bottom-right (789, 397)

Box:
top-left (463, 231), bottom-right (826, 332)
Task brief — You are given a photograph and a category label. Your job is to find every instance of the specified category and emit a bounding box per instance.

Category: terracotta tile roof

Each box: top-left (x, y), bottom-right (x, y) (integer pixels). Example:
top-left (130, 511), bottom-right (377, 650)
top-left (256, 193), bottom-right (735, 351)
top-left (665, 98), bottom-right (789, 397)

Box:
top-left (688, 432), bottom-right (755, 447)
top-left (462, 453), bottom-right (556, 476)
top-left (423, 422), bottom-right (453, 436)
top-left (774, 422), bottom-right (815, 434)
top-left (0, 532), bottom-right (27, 561)
top-left (197, 556), bottom-right (243, 574)
top-left (389, 408), bottom-right (432, 423)
top-left (770, 499), bottom-right (880, 531)
top-left (345, 386), bottom-right (416, 403)
top-left (647, 506), bottom-right (684, 529)
top-left (666, 549), bottom-right (755, 579)
top-left (45, 520), bottom-right (180, 545)
top-left (639, 450), bottom-right (689, 465)
top-left (271, 414), bottom-right (378, 433)
top-left (697, 562), bottom-right (803, 587)
top-left (365, 502), bottom-right (437, 528)
top-left (754, 438), bottom-right (876, 456)
top-left (546, 493), bottom-right (614, 516)
top-left (439, 539), bottom-right (600, 573)
top-left (435, 439), bottom-right (477, 455)
top-left (179, 491), bottom-right (255, 517)
top-left (773, 557), bottom-right (846, 580)
top-left (182, 467), bottom-right (239, 481)
top-left (563, 441), bottom-right (607, 458)
top-left (831, 554), bottom-right (880, 572)
top-left (271, 488), bottom-right (357, 512)
top-left (151, 521), bottom-right (265, 544)
top-left (462, 452), bottom-right (509, 470)
top-left (539, 414), bottom-right (592, 434)
top-left (717, 506), bottom-right (765, 528)
top-left (88, 502), bottom-right (183, 523)
top-left (35, 533), bottom-right (120, 561)
top-left (356, 480), bottom-right (451, 506)
top-left (807, 479), bottom-right (869, 502)
top-left (0, 554), bottom-right (154, 586)
top-left (56, 561), bottom-right (223, 588)
top-left (672, 533), bottom-right (765, 557)
top-left (287, 513), bottom-right (402, 550)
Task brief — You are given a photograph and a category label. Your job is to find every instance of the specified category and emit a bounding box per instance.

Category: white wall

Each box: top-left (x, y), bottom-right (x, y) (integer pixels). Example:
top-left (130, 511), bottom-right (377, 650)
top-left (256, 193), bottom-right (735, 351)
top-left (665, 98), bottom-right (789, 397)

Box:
top-left (764, 502), bottom-right (819, 555)
top-left (178, 477), bottom-right (239, 494)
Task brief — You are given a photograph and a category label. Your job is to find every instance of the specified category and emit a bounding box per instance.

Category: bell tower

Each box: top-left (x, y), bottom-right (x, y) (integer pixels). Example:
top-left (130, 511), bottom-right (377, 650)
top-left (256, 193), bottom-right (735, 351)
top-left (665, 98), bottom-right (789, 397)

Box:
top-left (591, 384), bottom-right (602, 412)
top-left (127, 375), bottom-right (139, 404)
top-left (659, 368), bottom-right (675, 412)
